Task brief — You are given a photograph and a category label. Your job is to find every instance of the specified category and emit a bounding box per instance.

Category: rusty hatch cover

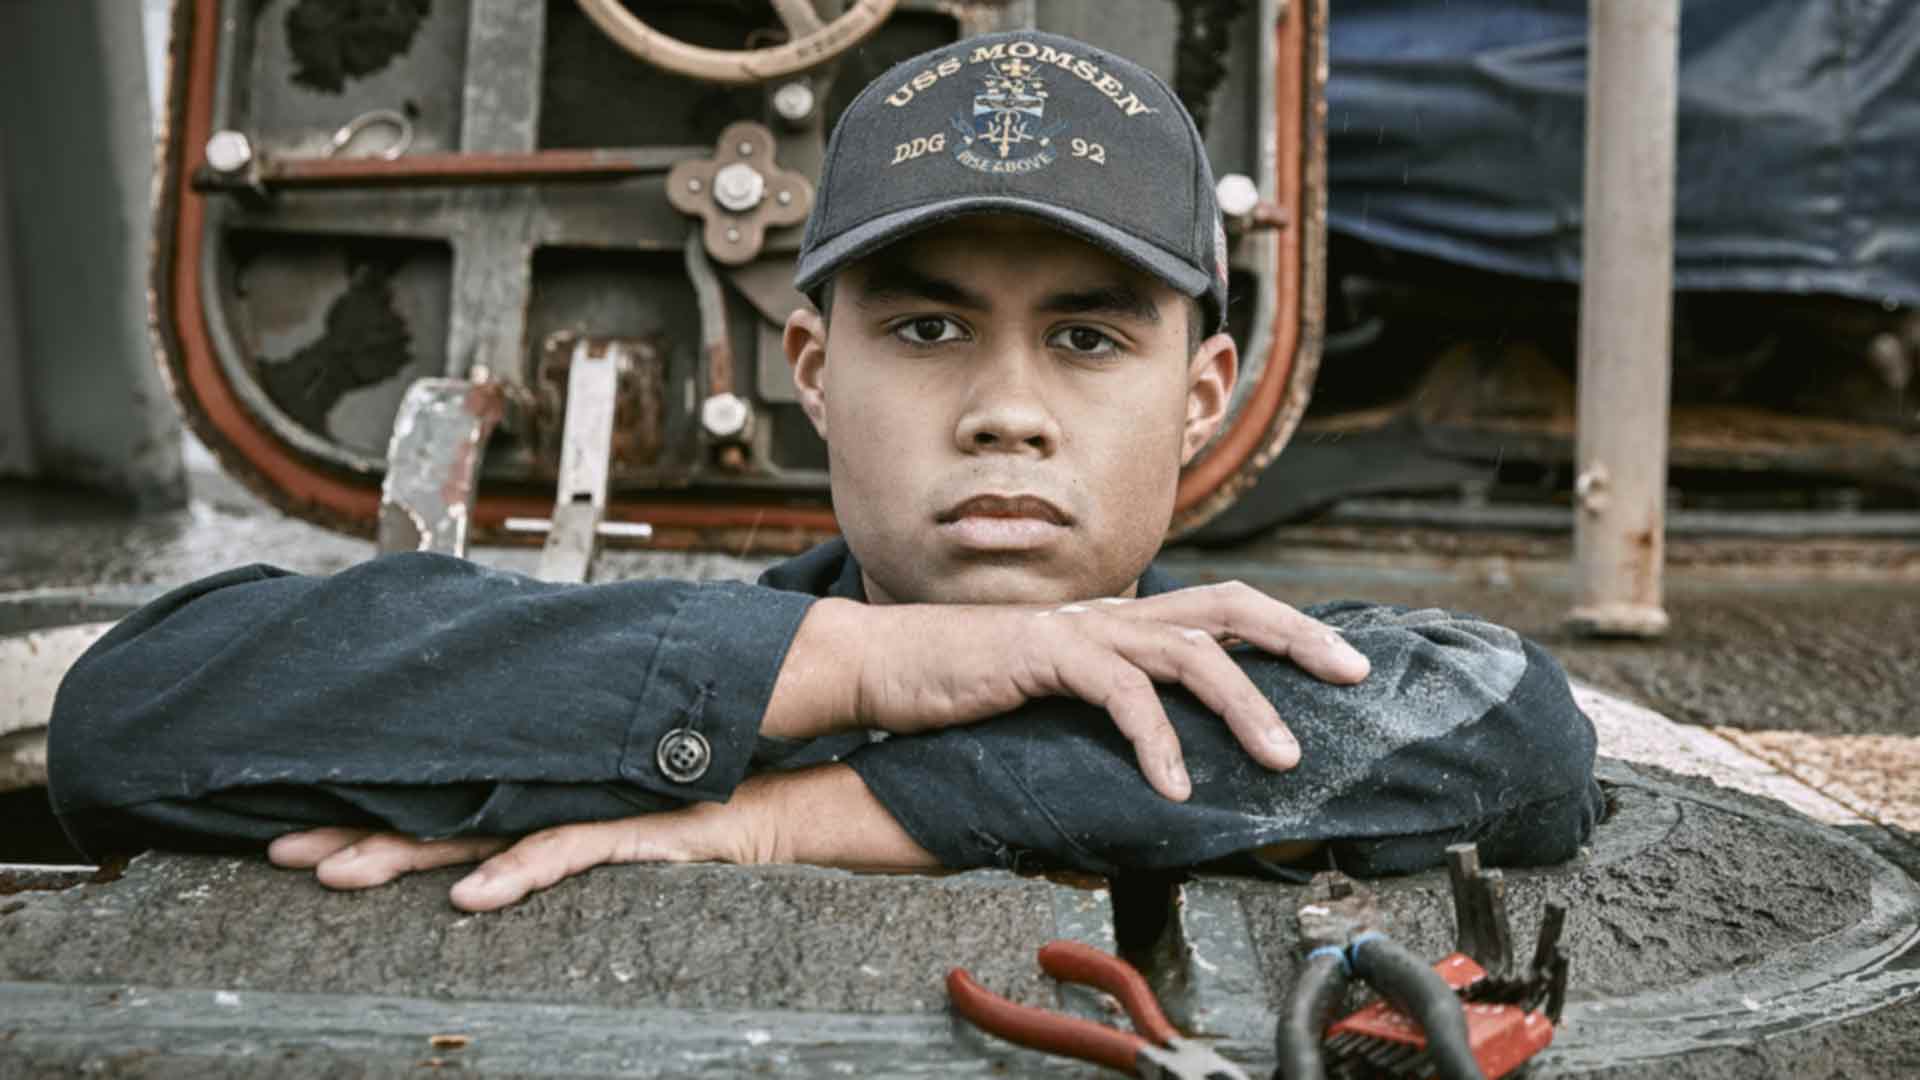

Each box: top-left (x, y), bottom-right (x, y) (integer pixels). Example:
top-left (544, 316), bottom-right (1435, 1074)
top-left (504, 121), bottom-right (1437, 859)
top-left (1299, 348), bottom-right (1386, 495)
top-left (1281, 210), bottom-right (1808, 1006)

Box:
top-left (149, 0), bottom-right (1326, 554)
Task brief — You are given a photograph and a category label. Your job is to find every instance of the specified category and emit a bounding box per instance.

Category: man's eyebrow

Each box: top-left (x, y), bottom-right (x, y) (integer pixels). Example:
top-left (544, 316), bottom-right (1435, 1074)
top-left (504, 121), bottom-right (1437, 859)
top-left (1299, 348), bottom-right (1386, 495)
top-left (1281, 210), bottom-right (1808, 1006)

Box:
top-left (850, 265), bottom-right (990, 311)
top-left (1035, 284), bottom-right (1161, 324)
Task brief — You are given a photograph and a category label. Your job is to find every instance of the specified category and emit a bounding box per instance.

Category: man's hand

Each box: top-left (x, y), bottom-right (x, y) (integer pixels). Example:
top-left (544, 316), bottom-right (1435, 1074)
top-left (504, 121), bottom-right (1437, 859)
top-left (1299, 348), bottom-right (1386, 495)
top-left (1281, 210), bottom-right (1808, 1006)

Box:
top-left (267, 765), bottom-right (935, 911)
top-left (766, 582), bottom-right (1369, 801)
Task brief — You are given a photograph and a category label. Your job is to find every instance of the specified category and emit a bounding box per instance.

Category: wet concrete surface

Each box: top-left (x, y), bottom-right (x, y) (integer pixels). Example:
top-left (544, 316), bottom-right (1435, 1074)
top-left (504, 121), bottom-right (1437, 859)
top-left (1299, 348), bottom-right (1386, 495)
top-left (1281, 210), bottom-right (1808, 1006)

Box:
top-left (0, 857), bottom-right (1102, 1016)
top-left (0, 854), bottom-right (1122, 1077)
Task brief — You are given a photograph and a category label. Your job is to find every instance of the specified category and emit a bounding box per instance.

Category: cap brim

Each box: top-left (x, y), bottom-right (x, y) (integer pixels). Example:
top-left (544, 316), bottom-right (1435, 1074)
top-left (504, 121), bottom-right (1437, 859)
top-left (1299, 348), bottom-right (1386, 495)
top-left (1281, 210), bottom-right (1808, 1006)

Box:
top-left (794, 196), bottom-right (1213, 302)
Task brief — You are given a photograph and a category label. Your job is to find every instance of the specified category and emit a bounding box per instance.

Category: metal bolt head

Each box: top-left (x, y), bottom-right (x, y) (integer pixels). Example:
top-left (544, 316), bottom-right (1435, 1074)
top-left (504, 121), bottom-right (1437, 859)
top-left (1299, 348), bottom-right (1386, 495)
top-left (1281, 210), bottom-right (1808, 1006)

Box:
top-left (205, 130), bottom-right (253, 174)
top-left (701, 392), bottom-right (751, 439)
top-left (712, 162), bottom-right (766, 213)
top-left (776, 189), bottom-right (793, 206)
top-left (1868, 331), bottom-right (1912, 392)
top-left (738, 140), bottom-right (756, 157)
top-left (1216, 173), bottom-right (1260, 218)
top-left (772, 81), bottom-right (816, 123)
top-left (725, 227), bottom-right (741, 243)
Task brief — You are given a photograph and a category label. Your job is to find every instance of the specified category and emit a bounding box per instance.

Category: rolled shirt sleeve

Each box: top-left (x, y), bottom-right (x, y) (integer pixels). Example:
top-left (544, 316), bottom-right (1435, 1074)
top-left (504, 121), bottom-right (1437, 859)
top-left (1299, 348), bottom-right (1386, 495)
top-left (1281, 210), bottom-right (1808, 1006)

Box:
top-left (843, 601), bottom-right (1604, 876)
top-left (47, 552), bottom-right (814, 857)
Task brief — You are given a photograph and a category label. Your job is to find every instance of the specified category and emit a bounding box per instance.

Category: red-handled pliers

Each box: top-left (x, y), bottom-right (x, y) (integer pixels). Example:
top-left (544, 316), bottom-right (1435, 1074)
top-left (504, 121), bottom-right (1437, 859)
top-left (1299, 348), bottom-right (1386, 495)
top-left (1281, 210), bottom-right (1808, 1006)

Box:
top-left (947, 940), bottom-right (1251, 1080)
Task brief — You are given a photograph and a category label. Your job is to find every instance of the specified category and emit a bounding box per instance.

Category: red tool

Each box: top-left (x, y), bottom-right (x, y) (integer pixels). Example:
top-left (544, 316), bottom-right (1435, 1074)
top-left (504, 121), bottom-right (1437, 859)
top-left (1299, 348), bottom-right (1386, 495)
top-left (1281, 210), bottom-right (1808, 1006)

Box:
top-left (948, 940), bottom-right (1251, 1079)
top-left (1275, 843), bottom-right (1570, 1080)
top-left (1317, 950), bottom-right (1557, 1078)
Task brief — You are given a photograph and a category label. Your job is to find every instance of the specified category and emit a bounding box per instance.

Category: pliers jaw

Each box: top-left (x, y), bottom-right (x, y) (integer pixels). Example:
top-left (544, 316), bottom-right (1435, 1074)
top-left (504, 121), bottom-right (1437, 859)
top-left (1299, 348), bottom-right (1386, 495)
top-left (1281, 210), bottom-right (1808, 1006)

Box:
top-left (1139, 1037), bottom-right (1254, 1080)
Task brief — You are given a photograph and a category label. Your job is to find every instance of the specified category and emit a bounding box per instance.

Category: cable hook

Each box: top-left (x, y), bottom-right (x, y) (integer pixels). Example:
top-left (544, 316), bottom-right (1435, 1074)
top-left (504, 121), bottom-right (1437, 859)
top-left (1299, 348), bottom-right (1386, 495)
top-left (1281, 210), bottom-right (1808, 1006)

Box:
top-left (328, 109), bottom-right (414, 160)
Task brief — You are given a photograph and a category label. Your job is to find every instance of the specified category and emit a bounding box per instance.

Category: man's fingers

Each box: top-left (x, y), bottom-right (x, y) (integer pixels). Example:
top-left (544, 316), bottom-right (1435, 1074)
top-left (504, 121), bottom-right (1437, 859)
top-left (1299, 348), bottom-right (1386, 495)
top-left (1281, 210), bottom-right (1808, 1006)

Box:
top-left (312, 832), bottom-right (509, 890)
top-left (1122, 582), bottom-right (1371, 685)
top-left (1043, 632), bottom-right (1190, 801)
top-left (267, 827), bottom-right (372, 868)
top-left (1080, 618), bottom-right (1298, 773)
top-left (1131, 623), bottom-right (1299, 771)
top-left (449, 824), bottom-right (624, 912)
top-left (1281, 625), bottom-right (1370, 685)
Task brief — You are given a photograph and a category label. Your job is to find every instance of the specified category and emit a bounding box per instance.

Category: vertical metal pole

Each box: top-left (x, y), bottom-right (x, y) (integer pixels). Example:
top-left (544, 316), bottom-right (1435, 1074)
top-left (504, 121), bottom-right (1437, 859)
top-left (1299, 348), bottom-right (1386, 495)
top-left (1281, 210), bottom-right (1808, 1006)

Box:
top-left (1568, 0), bottom-right (1679, 638)
top-left (0, 146), bottom-right (35, 478)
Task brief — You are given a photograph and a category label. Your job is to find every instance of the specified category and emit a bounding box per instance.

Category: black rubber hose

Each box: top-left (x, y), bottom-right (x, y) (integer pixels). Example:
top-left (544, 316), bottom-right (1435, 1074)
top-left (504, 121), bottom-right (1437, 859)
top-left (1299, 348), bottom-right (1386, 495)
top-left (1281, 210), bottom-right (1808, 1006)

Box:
top-left (1273, 947), bottom-right (1350, 1080)
top-left (1348, 934), bottom-right (1485, 1080)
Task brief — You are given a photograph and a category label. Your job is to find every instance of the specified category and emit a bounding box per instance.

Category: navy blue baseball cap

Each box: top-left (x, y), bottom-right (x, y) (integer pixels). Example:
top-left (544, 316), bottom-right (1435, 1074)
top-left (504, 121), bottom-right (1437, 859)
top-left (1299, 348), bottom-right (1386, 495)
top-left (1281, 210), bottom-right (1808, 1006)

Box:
top-left (794, 30), bottom-right (1230, 332)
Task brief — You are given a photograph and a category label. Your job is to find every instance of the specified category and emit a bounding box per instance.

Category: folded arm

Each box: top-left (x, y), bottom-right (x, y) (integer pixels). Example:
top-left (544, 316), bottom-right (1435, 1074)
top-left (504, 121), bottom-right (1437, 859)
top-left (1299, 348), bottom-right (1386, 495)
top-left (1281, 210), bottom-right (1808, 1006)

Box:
top-left (842, 601), bottom-right (1604, 877)
top-left (267, 602), bottom-right (1600, 910)
top-left (48, 554), bottom-right (1369, 878)
top-left (48, 554), bottom-right (817, 856)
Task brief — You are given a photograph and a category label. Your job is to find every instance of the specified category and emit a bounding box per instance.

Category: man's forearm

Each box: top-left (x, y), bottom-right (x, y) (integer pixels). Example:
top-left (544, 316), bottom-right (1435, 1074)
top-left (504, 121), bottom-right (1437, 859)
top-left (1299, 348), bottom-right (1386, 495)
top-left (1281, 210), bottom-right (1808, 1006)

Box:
top-left (761, 599), bottom-right (864, 739)
top-left (49, 556), bottom-right (820, 858)
top-left (745, 764), bottom-right (939, 870)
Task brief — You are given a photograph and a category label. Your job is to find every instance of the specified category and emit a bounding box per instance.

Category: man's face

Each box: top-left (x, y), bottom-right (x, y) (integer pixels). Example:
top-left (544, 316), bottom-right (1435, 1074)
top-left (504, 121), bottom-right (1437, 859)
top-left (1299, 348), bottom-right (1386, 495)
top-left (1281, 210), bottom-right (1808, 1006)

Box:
top-left (784, 216), bottom-right (1237, 605)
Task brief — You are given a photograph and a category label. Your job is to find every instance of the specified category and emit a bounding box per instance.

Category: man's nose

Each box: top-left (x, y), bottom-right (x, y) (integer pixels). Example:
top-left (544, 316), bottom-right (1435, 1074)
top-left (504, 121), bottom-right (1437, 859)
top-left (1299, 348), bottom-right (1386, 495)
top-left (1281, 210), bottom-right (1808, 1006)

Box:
top-left (953, 352), bottom-right (1061, 456)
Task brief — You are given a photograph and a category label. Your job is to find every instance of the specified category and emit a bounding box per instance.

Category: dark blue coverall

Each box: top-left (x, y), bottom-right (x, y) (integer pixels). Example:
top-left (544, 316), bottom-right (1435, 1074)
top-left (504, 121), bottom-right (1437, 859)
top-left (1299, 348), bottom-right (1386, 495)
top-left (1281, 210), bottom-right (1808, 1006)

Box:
top-left (47, 539), bottom-right (1603, 877)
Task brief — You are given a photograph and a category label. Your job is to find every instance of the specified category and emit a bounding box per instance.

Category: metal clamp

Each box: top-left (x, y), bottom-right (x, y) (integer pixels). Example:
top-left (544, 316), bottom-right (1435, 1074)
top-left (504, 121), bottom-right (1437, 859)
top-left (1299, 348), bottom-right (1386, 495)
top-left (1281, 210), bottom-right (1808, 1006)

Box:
top-left (667, 122), bottom-right (813, 265)
top-left (509, 338), bottom-right (651, 583)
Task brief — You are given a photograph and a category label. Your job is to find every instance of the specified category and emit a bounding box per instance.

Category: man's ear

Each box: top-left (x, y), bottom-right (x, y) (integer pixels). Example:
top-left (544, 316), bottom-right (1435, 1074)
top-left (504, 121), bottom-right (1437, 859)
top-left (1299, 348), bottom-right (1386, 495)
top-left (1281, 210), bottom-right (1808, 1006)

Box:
top-left (784, 306), bottom-right (830, 440)
top-left (1181, 331), bottom-right (1238, 465)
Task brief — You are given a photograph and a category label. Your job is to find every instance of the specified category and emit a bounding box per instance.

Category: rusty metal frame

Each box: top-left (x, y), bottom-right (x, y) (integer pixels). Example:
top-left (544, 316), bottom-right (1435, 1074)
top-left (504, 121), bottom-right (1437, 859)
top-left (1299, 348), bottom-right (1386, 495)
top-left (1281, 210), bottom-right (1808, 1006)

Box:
top-left (192, 147), bottom-right (700, 192)
top-left (152, 0), bottom-right (1325, 552)
top-left (1170, 0), bottom-right (1324, 538)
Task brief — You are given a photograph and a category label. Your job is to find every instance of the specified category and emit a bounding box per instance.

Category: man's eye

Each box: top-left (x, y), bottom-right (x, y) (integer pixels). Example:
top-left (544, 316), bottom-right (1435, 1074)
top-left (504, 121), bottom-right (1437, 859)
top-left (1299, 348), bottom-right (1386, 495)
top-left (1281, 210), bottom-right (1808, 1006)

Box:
top-left (1049, 326), bottom-right (1119, 356)
top-left (894, 316), bottom-right (966, 345)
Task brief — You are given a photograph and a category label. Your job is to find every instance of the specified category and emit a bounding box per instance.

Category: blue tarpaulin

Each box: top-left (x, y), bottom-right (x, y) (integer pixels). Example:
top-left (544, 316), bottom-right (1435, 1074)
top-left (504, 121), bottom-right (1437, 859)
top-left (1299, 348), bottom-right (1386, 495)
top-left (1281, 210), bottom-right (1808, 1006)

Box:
top-left (1327, 0), bottom-right (1920, 307)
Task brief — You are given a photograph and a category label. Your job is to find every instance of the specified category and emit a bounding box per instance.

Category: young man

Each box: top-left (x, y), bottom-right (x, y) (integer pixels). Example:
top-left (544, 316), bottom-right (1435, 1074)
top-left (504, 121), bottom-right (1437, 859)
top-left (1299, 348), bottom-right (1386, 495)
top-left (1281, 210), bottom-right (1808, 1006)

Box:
top-left (48, 31), bottom-right (1601, 912)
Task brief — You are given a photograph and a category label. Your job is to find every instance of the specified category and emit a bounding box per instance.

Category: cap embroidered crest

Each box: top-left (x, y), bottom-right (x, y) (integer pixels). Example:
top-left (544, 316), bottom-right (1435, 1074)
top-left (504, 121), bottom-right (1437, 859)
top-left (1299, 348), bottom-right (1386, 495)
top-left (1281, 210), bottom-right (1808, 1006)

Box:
top-left (954, 60), bottom-right (1062, 174)
top-left (796, 30), bottom-right (1230, 332)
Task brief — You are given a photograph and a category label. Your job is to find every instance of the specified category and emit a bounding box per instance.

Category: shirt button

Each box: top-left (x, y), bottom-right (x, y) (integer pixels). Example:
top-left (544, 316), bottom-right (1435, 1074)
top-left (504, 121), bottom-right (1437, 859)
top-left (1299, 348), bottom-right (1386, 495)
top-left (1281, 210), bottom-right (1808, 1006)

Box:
top-left (656, 728), bottom-right (712, 783)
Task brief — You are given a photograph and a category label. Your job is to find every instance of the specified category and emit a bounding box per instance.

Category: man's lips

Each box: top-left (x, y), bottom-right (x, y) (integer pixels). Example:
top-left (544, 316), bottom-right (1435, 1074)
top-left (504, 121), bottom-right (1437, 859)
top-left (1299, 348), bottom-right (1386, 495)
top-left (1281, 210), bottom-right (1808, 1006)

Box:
top-left (936, 494), bottom-right (1073, 526)
top-left (935, 494), bottom-right (1074, 553)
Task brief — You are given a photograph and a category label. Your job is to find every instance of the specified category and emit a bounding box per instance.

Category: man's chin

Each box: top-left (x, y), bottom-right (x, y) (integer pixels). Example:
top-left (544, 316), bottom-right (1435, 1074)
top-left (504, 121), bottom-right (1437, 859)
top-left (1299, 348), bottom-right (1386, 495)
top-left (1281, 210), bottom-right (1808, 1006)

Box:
top-left (867, 559), bottom-right (1139, 607)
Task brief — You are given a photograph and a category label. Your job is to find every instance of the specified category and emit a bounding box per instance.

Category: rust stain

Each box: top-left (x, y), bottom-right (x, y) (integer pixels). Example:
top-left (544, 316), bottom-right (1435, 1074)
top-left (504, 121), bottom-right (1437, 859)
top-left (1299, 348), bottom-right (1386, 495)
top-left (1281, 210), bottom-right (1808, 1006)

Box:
top-left (534, 334), bottom-right (665, 473)
top-left (195, 150), bottom-right (691, 193)
top-left (438, 382), bottom-right (505, 510)
top-left (704, 341), bottom-right (735, 398)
